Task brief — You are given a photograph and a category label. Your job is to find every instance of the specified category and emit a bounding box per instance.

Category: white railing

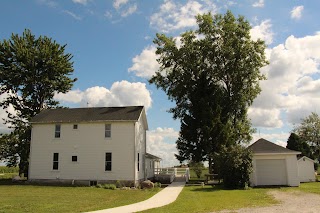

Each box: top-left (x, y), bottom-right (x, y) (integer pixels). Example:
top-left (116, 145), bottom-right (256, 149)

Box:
top-left (154, 167), bottom-right (190, 182)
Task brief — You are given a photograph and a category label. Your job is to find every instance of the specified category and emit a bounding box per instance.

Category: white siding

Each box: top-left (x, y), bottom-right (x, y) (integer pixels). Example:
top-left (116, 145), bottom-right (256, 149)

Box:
top-left (134, 113), bottom-right (147, 181)
top-left (29, 121), bottom-right (136, 181)
top-left (298, 157), bottom-right (315, 182)
top-left (250, 154), bottom-right (300, 187)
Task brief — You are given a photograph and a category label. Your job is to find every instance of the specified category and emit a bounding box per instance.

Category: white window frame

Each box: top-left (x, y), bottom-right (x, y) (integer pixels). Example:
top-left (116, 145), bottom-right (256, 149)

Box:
top-left (105, 124), bottom-right (111, 138)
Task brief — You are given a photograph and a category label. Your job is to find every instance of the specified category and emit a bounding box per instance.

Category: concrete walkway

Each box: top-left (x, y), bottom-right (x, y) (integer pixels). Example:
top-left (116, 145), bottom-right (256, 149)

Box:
top-left (86, 181), bottom-right (185, 213)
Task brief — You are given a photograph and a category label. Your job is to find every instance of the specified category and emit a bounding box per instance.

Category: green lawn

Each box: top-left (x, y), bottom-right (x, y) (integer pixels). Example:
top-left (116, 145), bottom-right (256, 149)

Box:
top-left (0, 184), bottom-right (160, 213)
top-left (142, 185), bottom-right (278, 213)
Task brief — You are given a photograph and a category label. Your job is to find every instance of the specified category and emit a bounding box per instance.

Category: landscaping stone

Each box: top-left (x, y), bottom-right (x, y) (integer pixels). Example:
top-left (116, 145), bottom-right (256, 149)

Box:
top-left (141, 180), bottom-right (154, 189)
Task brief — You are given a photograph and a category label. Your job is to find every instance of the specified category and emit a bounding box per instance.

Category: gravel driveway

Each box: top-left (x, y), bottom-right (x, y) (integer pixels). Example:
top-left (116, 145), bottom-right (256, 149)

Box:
top-left (218, 190), bottom-right (320, 213)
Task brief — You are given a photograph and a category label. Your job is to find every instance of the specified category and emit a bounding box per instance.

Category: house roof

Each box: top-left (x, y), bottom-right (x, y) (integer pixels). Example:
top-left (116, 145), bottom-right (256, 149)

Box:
top-left (298, 156), bottom-right (315, 162)
top-left (145, 153), bottom-right (162, 160)
top-left (30, 106), bottom-right (145, 123)
top-left (248, 138), bottom-right (300, 154)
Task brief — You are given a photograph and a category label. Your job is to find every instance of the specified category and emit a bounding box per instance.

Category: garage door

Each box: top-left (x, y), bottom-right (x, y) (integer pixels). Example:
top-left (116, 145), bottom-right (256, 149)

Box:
top-left (256, 159), bottom-right (287, 186)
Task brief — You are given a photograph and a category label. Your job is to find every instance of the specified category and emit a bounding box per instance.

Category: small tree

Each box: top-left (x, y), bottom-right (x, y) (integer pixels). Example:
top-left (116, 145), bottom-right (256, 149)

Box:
top-left (189, 161), bottom-right (205, 179)
top-left (214, 144), bottom-right (252, 189)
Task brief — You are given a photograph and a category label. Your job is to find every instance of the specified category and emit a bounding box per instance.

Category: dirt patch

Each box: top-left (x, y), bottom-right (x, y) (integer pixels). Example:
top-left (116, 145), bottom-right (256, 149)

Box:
top-left (218, 190), bottom-right (320, 213)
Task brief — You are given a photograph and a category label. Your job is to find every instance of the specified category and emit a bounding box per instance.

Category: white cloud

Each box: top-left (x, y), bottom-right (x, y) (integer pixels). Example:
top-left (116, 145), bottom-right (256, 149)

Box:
top-left (128, 46), bottom-right (159, 78)
top-left (252, 0), bottom-right (264, 8)
top-left (248, 108), bottom-right (283, 128)
top-left (150, 0), bottom-right (217, 32)
top-left (250, 19), bottom-right (273, 45)
top-left (251, 33), bottom-right (320, 128)
top-left (63, 10), bottom-right (82, 20)
top-left (72, 0), bottom-right (89, 5)
top-left (54, 81), bottom-right (152, 110)
top-left (104, 11), bottom-right (113, 19)
top-left (147, 127), bottom-right (179, 167)
top-left (121, 4), bottom-right (137, 17)
top-left (113, 0), bottom-right (129, 9)
top-left (291, 5), bottom-right (304, 20)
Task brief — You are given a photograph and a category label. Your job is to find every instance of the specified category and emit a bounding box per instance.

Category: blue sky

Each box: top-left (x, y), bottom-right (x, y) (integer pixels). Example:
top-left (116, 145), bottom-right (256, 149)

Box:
top-left (0, 0), bottom-right (320, 166)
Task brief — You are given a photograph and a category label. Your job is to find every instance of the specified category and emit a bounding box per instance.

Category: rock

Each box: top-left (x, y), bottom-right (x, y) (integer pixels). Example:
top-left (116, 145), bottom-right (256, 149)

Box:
top-left (12, 176), bottom-right (21, 182)
top-left (141, 180), bottom-right (154, 189)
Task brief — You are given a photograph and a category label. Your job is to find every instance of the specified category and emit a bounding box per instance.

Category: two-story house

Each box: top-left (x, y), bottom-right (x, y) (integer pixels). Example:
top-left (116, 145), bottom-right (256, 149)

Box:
top-left (28, 106), bottom-right (161, 186)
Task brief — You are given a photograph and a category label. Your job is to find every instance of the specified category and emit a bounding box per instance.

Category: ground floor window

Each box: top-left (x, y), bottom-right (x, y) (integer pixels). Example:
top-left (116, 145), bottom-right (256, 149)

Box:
top-left (105, 152), bottom-right (112, 171)
top-left (53, 153), bottom-right (59, 170)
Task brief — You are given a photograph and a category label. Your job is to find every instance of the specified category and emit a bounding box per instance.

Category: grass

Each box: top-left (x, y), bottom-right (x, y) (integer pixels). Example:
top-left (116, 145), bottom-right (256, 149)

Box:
top-left (142, 185), bottom-right (278, 213)
top-left (281, 181), bottom-right (320, 195)
top-left (0, 173), bottom-right (18, 180)
top-left (0, 184), bottom-right (160, 213)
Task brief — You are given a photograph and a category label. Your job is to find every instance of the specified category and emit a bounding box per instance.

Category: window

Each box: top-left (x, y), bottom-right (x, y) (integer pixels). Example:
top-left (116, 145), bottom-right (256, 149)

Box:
top-left (105, 124), bottom-right (111, 138)
top-left (53, 153), bottom-right (59, 170)
top-left (72, 156), bottom-right (77, 162)
top-left (137, 153), bottom-right (140, 172)
top-left (55, 124), bottom-right (61, 138)
top-left (105, 153), bottom-right (112, 171)
top-left (73, 124), bottom-right (78, 130)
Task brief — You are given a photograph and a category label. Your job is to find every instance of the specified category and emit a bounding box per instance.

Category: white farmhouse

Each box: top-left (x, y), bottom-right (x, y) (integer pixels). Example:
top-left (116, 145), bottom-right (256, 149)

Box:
top-left (28, 106), bottom-right (160, 186)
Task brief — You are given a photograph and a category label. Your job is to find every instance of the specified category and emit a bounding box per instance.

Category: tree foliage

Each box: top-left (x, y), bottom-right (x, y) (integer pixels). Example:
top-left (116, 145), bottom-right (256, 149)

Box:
top-left (286, 132), bottom-right (313, 159)
top-left (294, 112), bottom-right (320, 161)
top-left (150, 11), bottom-right (268, 169)
top-left (188, 161), bottom-right (205, 179)
top-left (214, 144), bottom-right (252, 188)
top-left (0, 29), bottom-right (76, 175)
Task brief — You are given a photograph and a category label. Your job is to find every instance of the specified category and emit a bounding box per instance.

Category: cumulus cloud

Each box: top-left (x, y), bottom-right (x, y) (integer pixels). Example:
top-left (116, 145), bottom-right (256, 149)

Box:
top-left (291, 5), bottom-right (304, 20)
top-left (250, 19), bottom-right (273, 45)
top-left (128, 46), bottom-right (159, 78)
top-left (150, 0), bottom-right (217, 32)
top-left (112, 0), bottom-right (137, 17)
top-left (147, 127), bottom-right (179, 167)
top-left (251, 33), bottom-right (320, 128)
top-left (54, 81), bottom-right (152, 110)
top-left (252, 0), bottom-right (264, 8)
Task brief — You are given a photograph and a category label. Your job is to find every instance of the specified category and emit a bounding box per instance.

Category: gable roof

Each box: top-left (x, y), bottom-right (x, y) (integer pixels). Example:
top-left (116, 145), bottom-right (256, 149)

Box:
top-left (248, 138), bottom-right (300, 154)
top-left (31, 106), bottom-right (145, 124)
top-left (145, 153), bottom-right (162, 160)
top-left (298, 156), bottom-right (315, 163)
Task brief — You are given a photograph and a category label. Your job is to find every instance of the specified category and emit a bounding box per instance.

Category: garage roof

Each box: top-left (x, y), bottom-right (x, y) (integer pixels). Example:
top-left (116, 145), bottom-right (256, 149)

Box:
top-left (249, 138), bottom-right (300, 154)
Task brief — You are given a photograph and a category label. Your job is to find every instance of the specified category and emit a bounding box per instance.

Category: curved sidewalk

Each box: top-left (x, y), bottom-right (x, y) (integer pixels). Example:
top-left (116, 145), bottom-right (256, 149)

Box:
top-left (86, 181), bottom-right (185, 213)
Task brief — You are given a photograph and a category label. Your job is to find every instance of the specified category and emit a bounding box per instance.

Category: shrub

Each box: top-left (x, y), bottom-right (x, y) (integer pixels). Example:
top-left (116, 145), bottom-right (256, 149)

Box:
top-left (103, 184), bottom-right (116, 190)
top-left (154, 182), bottom-right (161, 188)
top-left (214, 144), bottom-right (253, 189)
top-left (189, 161), bottom-right (205, 178)
top-left (95, 184), bottom-right (103, 188)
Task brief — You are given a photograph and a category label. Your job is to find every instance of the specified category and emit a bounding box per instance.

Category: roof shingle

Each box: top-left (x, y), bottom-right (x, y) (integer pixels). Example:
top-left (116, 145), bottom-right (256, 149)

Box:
top-left (30, 106), bottom-right (144, 123)
top-left (248, 138), bottom-right (300, 154)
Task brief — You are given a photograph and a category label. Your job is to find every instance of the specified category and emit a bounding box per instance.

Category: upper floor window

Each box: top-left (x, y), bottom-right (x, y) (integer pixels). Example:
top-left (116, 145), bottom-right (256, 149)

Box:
top-left (105, 124), bottom-right (111, 138)
top-left (105, 153), bottom-right (112, 171)
top-left (53, 153), bottom-right (59, 170)
top-left (73, 124), bottom-right (78, 130)
top-left (72, 156), bottom-right (78, 162)
top-left (55, 124), bottom-right (61, 138)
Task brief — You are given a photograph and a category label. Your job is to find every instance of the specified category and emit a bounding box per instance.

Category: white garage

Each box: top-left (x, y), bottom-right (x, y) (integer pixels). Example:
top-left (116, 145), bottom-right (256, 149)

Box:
top-left (298, 156), bottom-right (316, 182)
top-left (249, 138), bottom-right (300, 187)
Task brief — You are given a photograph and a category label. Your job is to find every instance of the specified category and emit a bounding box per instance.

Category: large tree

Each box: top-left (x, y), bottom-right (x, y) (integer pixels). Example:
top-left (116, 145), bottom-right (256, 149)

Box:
top-left (150, 11), bottom-right (268, 171)
top-left (294, 112), bottom-right (320, 161)
top-left (286, 132), bottom-right (313, 159)
top-left (0, 29), bottom-right (76, 175)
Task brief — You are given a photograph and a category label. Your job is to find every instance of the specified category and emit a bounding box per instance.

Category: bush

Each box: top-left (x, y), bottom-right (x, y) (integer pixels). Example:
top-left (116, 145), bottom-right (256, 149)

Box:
top-left (189, 161), bottom-right (205, 178)
top-left (154, 182), bottom-right (161, 188)
top-left (0, 166), bottom-right (19, 173)
top-left (103, 184), bottom-right (117, 190)
top-left (214, 144), bottom-right (252, 189)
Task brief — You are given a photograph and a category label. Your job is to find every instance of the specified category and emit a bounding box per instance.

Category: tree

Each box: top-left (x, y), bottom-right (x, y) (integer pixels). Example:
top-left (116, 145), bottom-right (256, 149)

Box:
top-left (294, 112), bottom-right (320, 161)
top-left (0, 29), bottom-right (76, 175)
top-left (213, 144), bottom-right (252, 188)
top-left (188, 161), bottom-right (205, 179)
top-left (150, 11), bottom-right (268, 172)
top-left (286, 133), bottom-right (313, 159)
